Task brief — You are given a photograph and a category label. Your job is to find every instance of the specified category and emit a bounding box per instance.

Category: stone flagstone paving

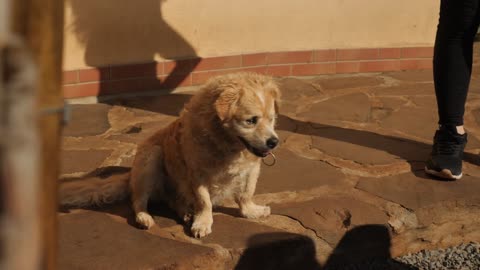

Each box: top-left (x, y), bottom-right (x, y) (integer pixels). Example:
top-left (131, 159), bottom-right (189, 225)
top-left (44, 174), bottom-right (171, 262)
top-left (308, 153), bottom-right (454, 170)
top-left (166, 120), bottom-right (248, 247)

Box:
top-left (59, 67), bottom-right (480, 269)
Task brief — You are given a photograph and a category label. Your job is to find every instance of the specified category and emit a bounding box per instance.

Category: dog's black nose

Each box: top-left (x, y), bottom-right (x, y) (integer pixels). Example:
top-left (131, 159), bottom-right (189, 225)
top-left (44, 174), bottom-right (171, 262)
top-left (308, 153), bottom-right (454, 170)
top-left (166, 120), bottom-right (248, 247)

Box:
top-left (266, 137), bottom-right (279, 149)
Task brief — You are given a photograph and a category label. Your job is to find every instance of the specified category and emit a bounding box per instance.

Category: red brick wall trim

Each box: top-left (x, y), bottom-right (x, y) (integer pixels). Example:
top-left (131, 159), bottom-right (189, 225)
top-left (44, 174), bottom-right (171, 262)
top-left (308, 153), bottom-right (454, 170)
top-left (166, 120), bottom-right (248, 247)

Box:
top-left (63, 46), bottom-right (433, 99)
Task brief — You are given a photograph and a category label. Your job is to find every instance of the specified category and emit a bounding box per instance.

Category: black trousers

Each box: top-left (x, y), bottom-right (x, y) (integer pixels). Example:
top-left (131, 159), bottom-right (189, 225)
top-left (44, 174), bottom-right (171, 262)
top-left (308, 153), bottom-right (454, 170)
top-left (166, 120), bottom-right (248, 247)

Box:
top-left (434, 0), bottom-right (480, 126)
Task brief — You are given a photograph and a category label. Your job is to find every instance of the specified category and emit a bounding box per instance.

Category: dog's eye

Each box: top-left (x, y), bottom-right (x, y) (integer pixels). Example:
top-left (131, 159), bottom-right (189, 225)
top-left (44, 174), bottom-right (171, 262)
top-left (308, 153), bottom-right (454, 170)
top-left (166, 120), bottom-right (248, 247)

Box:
top-left (246, 116), bottom-right (258, 125)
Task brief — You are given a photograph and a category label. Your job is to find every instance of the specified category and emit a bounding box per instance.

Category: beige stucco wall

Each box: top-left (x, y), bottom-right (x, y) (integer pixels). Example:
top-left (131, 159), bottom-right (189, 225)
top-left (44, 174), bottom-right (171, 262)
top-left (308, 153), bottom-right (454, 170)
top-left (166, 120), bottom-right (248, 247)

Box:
top-left (63, 0), bottom-right (439, 70)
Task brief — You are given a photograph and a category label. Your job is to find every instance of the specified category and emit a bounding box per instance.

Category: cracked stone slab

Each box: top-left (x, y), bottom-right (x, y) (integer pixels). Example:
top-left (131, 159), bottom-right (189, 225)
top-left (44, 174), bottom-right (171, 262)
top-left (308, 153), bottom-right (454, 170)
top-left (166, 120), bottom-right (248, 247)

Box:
top-left (469, 107), bottom-right (480, 132)
top-left (304, 124), bottom-right (431, 165)
top-left (202, 214), bottom-right (286, 249)
top-left (63, 104), bottom-right (112, 137)
top-left (370, 97), bottom-right (408, 122)
top-left (311, 75), bottom-right (384, 91)
top-left (277, 77), bottom-right (323, 101)
top-left (410, 96), bottom-right (437, 108)
top-left (106, 93), bottom-right (193, 117)
top-left (465, 136), bottom-right (480, 151)
top-left (470, 80), bottom-right (480, 95)
top-left (123, 106), bottom-right (168, 118)
top-left (59, 211), bottom-right (223, 270)
top-left (391, 207), bottom-right (480, 257)
top-left (371, 83), bottom-right (435, 96)
top-left (298, 93), bottom-right (371, 123)
top-left (379, 103), bottom-right (438, 141)
top-left (274, 114), bottom-right (299, 143)
top-left (257, 148), bottom-right (347, 194)
top-left (356, 172), bottom-right (480, 210)
top-left (61, 136), bottom-right (137, 172)
top-left (271, 197), bottom-right (389, 245)
top-left (61, 149), bottom-right (112, 175)
top-left (107, 120), bottom-right (174, 144)
top-left (380, 97), bottom-right (480, 148)
top-left (202, 214), bottom-right (327, 269)
top-left (102, 202), bottom-right (181, 229)
top-left (377, 97), bottom-right (408, 110)
top-left (384, 70), bottom-right (433, 83)
top-left (58, 63), bottom-right (480, 268)
top-left (277, 77), bottom-right (325, 115)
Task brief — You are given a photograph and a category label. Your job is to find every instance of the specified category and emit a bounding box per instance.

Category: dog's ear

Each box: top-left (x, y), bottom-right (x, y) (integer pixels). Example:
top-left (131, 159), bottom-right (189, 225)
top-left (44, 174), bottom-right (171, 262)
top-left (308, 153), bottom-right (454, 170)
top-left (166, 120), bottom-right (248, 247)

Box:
top-left (271, 85), bottom-right (281, 114)
top-left (215, 88), bottom-right (239, 121)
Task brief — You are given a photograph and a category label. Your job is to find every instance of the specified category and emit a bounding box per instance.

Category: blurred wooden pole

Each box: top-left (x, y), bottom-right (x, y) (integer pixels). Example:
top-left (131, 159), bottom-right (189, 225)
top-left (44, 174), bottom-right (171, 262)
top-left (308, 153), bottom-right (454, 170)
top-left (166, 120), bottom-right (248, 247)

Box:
top-left (11, 0), bottom-right (65, 269)
top-left (0, 36), bottom-right (41, 270)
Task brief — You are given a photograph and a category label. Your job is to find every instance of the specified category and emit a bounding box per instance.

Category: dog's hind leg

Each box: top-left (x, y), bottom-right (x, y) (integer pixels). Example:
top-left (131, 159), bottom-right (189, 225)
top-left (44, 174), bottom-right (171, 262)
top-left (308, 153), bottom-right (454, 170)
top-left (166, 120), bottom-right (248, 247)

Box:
top-left (130, 145), bottom-right (164, 229)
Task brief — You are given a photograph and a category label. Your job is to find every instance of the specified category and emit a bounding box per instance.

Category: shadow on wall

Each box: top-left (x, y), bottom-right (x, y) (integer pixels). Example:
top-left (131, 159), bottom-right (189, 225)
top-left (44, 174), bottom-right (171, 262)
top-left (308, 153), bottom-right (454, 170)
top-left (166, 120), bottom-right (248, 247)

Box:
top-left (68, 0), bottom-right (200, 96)
top-left (235, 225), bottom-right (415, 270)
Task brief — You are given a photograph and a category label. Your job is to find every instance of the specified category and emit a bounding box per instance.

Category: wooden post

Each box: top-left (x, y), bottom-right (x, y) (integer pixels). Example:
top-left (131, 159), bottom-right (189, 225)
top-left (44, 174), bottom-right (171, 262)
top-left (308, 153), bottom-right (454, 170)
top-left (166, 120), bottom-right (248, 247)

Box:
top-left (10, 0), bottom-right (65, 269)
top-left (0, 35), bottom-right (41, 270)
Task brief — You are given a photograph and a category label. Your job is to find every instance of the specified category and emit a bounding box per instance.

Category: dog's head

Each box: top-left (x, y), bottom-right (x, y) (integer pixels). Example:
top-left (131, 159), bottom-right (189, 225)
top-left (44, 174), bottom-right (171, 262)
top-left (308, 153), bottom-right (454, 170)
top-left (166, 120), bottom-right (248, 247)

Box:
top-left (214, 73), bottom-right (281, 157)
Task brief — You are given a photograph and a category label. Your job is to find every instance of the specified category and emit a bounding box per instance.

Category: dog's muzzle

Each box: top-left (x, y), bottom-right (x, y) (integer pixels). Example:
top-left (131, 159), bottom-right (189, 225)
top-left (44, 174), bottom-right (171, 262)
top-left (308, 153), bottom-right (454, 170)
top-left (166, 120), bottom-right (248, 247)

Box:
top-left (238, 137), bottom-right (272, 158)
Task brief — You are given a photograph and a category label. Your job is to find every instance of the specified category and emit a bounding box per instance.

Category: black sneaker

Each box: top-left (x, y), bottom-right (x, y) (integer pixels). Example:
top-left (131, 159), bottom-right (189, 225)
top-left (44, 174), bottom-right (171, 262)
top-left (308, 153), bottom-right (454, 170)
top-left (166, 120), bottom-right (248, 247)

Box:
top-left (425, 125), bottom-right (467, 180)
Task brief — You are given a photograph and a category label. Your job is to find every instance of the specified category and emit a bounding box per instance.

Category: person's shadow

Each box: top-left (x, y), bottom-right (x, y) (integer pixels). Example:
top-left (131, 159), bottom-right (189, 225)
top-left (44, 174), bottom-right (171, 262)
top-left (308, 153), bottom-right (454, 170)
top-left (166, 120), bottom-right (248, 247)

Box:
top-left (275, 114), bottom-right (479, 179)
top-left (234, 232), bottom-right (322, 270)
top-left (68, 0), bottom-right (200, 102)
top-left (235, 225), bottom-right (416, 270)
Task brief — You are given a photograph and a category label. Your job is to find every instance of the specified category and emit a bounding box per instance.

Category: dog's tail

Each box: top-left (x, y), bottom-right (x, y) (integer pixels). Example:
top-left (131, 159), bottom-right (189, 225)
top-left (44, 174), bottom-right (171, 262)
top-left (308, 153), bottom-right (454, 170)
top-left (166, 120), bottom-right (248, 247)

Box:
top-left (59, 167), bottom-right (131, 208)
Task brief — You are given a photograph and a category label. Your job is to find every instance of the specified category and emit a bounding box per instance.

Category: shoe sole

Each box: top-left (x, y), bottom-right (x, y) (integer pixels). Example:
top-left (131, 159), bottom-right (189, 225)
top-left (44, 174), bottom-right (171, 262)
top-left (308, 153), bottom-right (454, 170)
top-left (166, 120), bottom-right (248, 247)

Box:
top-left (424, 166), bottom-right (462, 180)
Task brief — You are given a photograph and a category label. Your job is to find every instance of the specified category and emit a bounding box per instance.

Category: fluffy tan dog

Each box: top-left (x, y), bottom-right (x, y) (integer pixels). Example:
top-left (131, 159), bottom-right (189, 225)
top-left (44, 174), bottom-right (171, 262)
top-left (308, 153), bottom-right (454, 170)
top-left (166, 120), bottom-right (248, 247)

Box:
top-left (60, 72), bottom-right (281, 238)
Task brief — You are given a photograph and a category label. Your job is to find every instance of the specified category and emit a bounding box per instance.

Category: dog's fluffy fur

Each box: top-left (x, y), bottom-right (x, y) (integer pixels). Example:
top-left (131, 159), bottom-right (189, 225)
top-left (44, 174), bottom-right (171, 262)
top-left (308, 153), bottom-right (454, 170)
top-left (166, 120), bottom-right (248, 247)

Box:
top-left (60, 72), bottom-right (281, 238)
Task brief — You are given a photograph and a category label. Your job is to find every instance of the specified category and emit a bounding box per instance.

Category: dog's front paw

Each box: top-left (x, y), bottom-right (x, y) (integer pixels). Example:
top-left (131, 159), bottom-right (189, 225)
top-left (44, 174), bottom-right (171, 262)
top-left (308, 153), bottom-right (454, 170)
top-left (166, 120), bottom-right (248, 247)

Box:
top-left (191, 215), bottom-right (213, 238)
top-left (136, 212), bottom-right (155, 229)
top-left (241, 204), bottom-right (271, 219)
